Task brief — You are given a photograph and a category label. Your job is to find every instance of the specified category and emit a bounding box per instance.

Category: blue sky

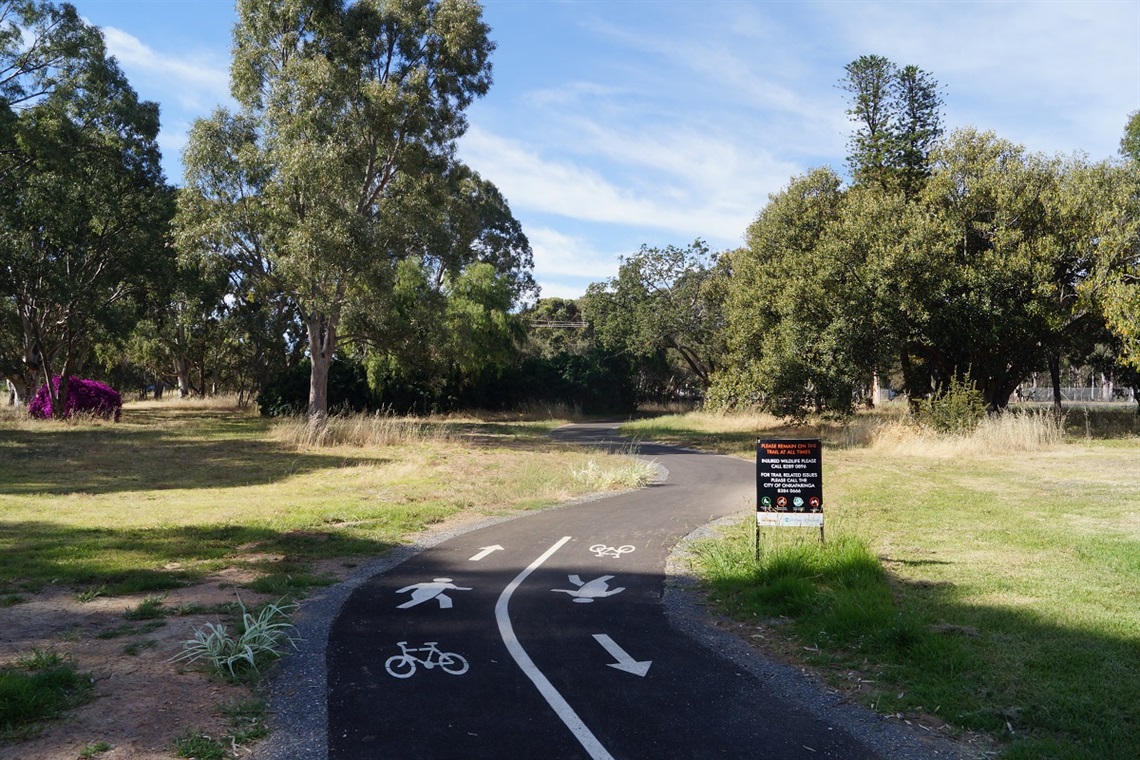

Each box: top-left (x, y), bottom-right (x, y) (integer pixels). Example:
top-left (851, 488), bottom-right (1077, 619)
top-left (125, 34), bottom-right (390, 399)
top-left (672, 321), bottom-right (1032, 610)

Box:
top-left (76, 0), bottom-right (1140, 300)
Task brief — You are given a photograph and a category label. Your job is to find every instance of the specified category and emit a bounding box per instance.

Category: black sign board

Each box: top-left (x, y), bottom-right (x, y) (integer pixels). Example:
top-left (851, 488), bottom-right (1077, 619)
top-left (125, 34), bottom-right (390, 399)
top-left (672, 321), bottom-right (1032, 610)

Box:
top-left (756, 439), bottom-right (823, 527)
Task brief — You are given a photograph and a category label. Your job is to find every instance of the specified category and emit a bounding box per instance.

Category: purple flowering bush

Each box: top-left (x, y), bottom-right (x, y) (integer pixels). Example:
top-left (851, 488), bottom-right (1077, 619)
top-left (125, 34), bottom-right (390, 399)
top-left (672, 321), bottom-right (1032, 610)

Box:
top-left (28, 377), bottom-right (123, 422)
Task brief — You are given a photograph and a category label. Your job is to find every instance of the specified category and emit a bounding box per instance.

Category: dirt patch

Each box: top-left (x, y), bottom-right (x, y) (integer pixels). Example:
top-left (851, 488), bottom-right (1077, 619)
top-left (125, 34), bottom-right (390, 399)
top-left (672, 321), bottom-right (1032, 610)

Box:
top-left (0, 567), bottom-right (350, 760)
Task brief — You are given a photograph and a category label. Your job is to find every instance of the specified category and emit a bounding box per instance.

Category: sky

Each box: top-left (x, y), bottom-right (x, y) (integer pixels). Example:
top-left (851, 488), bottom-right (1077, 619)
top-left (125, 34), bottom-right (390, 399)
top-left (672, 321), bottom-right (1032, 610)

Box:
top-left (74, 0), bottom-right (1140, 300)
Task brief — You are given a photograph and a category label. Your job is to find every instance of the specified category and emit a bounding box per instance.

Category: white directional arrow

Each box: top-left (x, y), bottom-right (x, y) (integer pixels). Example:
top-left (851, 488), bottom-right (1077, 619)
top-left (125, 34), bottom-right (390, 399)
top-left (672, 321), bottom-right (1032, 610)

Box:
top-left (592, 634), bottom-right (652, 677)
top-left (469, 545), bottom-right (504, 561)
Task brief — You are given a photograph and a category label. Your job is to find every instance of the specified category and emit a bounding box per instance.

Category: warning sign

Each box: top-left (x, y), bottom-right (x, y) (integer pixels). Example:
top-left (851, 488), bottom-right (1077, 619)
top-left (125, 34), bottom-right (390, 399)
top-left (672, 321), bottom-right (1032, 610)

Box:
top-left (756, 439), bottom-right (823, 528)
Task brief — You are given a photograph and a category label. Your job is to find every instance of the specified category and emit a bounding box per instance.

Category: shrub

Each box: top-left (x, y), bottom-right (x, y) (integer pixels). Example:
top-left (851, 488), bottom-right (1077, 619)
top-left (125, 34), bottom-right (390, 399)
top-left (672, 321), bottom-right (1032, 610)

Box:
top-left (913, 375), bottom-right (986, 434)
top-left (27, 377), bottom-right (122, 422)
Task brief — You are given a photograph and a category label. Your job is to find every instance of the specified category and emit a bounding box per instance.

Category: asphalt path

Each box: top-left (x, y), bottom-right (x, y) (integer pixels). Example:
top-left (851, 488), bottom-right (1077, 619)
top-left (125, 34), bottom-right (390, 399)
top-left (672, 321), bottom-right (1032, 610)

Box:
top-left (253, 422), bottom-right (971, 760)
top-left (324, 423), bottom-right (871, 759)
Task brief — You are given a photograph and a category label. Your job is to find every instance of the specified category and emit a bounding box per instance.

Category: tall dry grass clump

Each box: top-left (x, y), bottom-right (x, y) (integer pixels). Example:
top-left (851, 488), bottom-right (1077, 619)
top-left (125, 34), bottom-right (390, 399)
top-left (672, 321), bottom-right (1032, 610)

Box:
top-left (128, 393), bottom-right (253, 411)
top-left (271, 411), bottom-right (458, 448)
top-left (870, 407), bottom-right (1065, 456)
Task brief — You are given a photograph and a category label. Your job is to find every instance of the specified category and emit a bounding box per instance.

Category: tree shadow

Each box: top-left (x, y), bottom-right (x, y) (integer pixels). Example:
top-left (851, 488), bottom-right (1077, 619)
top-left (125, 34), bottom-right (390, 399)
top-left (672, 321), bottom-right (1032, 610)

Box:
top-left (0, 521), bottom-right (399, 593)
top-left (0, 423), bottom-right (389, 495)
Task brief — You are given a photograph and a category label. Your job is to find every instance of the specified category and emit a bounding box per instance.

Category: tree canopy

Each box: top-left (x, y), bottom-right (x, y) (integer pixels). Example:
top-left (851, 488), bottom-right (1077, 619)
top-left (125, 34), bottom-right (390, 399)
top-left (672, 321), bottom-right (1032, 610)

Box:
top-left (177, 0), bottom-right (501, 426)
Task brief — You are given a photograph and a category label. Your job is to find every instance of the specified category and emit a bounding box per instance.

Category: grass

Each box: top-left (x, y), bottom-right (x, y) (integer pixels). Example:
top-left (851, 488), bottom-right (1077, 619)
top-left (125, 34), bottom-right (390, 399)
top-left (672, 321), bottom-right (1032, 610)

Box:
top-left (655, 404), bottom-right (1140, 760)
top-left (0, 651), bottom-right (93, 740)
top-left (79, 741), bottom-right (112, 758)
top-left (0, 400), bottom-right (653, 747)
top-left (0, 401), bottom-right (651, 596)
top-left (173, 699), bottom-right (268, 759)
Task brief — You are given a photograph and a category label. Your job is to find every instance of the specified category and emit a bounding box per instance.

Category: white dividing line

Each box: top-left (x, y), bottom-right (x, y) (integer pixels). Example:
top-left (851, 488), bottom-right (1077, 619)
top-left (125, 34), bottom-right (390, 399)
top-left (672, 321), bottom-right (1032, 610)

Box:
top-left (495, 537), bottom-right (615, 760)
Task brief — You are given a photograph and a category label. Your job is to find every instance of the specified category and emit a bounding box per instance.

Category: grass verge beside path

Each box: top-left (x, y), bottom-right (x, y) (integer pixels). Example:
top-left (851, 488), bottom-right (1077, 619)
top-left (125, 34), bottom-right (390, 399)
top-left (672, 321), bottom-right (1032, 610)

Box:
top-left (626, 407), bottom-right (1140, 760)
top-left (0, 404), bottom-right (649, 596)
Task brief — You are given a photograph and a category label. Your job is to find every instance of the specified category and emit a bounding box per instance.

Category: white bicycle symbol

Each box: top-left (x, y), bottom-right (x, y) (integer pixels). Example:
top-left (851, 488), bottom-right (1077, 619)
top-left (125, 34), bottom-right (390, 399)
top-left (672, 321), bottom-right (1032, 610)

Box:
top-left (589, 544), bottom-right (635, 559)
top-left (385, 641), bottom-right (469, 679)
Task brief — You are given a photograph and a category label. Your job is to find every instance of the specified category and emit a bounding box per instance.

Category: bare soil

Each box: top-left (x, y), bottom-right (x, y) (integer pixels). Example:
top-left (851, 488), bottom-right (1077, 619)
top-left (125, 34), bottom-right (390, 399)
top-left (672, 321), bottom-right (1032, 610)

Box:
top-left (0, 563), bottom-right (352, 760)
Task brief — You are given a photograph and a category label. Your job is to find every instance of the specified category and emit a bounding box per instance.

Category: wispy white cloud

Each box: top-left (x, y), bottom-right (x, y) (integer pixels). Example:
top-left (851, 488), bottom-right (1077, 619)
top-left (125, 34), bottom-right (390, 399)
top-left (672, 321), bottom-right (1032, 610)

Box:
top-left (99, 26), bottom-right (230, 112)
top-left (460, 123), bottom-right (789, 245)
top-left (527, 227), bottom-right (621, 280)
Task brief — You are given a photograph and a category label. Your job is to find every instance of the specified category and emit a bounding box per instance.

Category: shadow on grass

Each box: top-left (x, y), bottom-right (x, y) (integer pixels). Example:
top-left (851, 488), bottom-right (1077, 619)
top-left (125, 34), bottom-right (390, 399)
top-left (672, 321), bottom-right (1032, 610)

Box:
top-left (0, 422), bottom-right (389, 496)
top-left (698, 533), bottom-right (1140, 760)
top-left (0, 521), bottom-right (398, 593)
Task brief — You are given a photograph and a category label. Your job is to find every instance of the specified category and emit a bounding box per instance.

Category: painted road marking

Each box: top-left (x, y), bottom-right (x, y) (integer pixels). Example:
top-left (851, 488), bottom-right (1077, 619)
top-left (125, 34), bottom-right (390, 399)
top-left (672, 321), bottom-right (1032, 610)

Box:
top-left (496, 537), bottom-right (615, 760)
top-left (384, 641), bottom-right (469, 679)
top-left (551, 575), bottom-right (625, 603)
top-left (469, 545), bottom-right (504, 561)
top-left (588, 544), bottom-right (635, 559)
top-left (395, 578), bottom-right (472, 609)
top-left (592, 634), bottom-right (652, 677)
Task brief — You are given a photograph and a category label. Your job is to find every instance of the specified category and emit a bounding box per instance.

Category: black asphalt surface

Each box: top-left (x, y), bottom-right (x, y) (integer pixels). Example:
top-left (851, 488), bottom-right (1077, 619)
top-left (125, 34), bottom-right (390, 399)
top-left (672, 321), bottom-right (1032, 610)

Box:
top-left (323, 423), bottom-right (878, 759)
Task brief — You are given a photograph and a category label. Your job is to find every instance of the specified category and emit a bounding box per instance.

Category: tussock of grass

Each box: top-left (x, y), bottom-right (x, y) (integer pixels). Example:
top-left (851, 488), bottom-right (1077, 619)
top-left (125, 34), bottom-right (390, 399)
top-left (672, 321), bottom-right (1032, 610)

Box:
top-left (0, 652), bottom-right (93, 740)
top-left (270, 412), bottom-right (458, 448)
top-left (871, 408), bottom-right (1066, 456)
top-left (571, 455), bottom-right (658, 491)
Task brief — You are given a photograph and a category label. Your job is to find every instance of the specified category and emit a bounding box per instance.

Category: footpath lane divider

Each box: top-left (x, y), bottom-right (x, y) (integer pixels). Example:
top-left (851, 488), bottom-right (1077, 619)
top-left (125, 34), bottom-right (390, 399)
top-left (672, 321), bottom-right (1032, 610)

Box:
top-left (494, 536), bottom-right (615, 760)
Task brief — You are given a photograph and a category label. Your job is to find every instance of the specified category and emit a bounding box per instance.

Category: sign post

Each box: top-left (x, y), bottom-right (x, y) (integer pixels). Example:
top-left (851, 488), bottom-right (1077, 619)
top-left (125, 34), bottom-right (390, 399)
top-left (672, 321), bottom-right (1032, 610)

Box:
top-left (755, 439), bottom-right (824, 559)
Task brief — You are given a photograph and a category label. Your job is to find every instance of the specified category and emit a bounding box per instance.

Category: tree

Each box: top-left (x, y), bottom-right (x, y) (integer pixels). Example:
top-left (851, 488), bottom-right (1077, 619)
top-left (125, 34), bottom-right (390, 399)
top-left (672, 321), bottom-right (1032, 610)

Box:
top-left (892, 65), bottom-right (944, 197)
top-left (583, 241), bottom-right (726, 402)
top-left (177, 0), bottom-right (495, 426)
top-left (840, 54), bottom-right (943, 196)
top-left (1120, 110), bottom-right (1140, 163)
top-left (0, 0), bottom-right (173, 417)
top-left (1079, 155), bottom-right (1140, 375)
top-left (841, 55), bottom-right (896, 189)
top-left (711, 168), bottom-right (886, 418)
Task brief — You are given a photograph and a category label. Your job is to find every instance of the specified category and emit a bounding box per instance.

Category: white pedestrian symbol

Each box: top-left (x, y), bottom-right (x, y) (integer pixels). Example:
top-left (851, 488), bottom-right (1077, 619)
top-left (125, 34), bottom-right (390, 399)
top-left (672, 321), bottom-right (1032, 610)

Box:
top-left (395, 578), bottom-right (472, 609)
top-left (552, 575), bottom-right (625, 603)
top-left (589, 544), bottom-right (635, 559)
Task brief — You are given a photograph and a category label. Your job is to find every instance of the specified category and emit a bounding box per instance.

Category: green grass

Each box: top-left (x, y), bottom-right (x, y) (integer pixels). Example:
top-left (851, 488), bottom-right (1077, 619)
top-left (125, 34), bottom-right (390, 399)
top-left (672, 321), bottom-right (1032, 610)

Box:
top-left (0, 652), bottom-right (93, 740)
top-left (173, 699), bottom-right (268, 759)
top-left (79, 742), bottom-right (112, 758)
top-left (123, 595), bottom-right (166, 620)
top-left (663, 407), bottom-right (1140, 760)
top-left (0, 403), bottom-right (648, 595)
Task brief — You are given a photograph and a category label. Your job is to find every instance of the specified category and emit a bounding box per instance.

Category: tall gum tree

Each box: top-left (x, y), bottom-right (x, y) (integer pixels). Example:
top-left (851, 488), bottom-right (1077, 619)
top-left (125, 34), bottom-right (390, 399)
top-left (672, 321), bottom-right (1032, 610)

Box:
top-left (177, 0), bottom-right (494, 426)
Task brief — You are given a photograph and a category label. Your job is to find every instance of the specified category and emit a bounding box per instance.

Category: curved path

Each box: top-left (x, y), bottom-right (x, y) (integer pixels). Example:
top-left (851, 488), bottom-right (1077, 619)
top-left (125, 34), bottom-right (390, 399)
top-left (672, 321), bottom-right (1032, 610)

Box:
top-left (254, 423), bottom-right (966, 760)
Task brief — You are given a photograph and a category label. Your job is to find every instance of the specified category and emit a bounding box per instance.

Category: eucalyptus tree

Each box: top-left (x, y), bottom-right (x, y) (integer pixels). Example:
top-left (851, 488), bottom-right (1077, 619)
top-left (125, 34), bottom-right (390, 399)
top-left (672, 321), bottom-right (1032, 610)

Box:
top-left (1120, 110), bottom-right (1140, 164)
top-left (0, 0), bottom-right (173, 416)
top-left (177, 0), bottom-right (495, 426)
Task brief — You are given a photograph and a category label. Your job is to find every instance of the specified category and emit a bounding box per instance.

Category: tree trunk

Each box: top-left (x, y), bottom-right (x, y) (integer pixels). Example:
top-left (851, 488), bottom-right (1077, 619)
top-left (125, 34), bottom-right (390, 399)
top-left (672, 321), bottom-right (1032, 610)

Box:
top-left (6, 376), bottom-right (28, 406)
top-left (174, 356), bottom-right (191, 398)
top-left (1048, 353), bottom-right (1063, 414)
top-left (306, 310), bottom-right (339, 429)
